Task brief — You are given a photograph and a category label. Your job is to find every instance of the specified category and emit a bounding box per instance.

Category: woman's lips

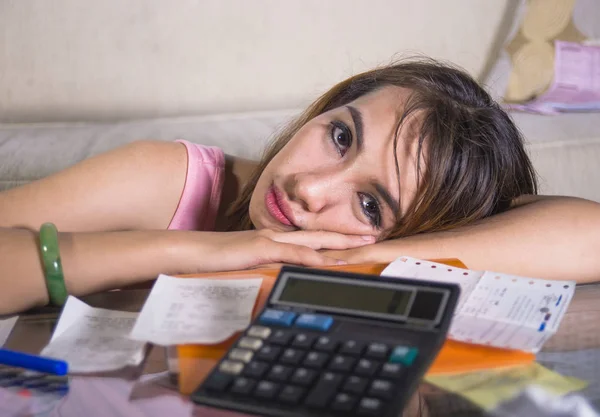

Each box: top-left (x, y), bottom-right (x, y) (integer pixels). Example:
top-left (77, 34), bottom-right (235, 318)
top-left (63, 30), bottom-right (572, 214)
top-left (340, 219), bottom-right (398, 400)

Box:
top-left (265, 185), bottom-right (295, 227)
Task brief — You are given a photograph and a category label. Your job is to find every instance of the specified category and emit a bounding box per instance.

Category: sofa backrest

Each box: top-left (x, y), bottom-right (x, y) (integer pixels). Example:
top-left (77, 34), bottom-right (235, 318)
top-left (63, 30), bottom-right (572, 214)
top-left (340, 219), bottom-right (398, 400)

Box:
top-left (0, 0), bottom-right (513, 123)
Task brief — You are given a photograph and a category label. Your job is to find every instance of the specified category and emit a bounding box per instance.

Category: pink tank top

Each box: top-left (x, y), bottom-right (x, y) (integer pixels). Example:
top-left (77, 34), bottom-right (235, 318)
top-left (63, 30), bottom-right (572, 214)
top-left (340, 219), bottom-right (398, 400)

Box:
top-left (167, 140), bottom-right (225, 231)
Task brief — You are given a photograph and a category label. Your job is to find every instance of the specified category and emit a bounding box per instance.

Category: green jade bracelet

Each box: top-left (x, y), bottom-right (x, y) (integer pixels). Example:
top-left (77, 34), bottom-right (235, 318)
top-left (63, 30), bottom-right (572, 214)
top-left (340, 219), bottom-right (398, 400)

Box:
top-left (39, 223), bottom-right (68, 306)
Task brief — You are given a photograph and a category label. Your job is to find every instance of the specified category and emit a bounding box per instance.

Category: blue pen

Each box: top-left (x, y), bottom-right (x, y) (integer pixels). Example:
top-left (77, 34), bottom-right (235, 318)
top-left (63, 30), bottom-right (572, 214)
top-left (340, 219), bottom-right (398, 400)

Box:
top-left (0, 348), bottom-right (68, 375)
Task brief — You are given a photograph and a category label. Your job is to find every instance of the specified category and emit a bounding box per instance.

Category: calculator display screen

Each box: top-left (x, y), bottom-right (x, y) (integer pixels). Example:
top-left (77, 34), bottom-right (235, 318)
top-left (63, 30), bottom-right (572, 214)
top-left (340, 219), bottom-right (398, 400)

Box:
top-left (278, 276), bottom-right (413, 317)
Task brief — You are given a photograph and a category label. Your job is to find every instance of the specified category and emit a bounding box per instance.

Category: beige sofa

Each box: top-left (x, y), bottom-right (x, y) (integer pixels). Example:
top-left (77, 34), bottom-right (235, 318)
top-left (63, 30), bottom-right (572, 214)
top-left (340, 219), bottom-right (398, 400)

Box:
top-left (1, 0), bottom-right (599, 202)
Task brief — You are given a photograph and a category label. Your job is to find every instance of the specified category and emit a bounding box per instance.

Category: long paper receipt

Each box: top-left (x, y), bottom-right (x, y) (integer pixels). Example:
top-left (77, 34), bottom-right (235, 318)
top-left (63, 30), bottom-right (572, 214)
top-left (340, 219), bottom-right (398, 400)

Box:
top-left (382, 257), bottom-right (575, 352)
top-left (130, 274), bottom-right (262, 345)
top-left (41, 296), bottom-right (146, 373)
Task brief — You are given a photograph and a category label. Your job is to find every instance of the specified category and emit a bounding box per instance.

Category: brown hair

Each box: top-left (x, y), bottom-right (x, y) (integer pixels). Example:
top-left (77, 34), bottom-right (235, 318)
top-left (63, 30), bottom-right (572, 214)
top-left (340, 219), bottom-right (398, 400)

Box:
top-left (227, 58), bottom-right (537, 238)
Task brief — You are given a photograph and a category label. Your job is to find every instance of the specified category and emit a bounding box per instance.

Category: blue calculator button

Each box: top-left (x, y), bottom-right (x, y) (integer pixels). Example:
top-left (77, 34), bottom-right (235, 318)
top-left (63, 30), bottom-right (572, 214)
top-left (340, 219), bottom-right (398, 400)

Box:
top-left (294, 314), bottom-right (333, 332)
top-left (389, 346), bottom-right (419, 366)
top-left (258, 309), bottom-right (297, 327)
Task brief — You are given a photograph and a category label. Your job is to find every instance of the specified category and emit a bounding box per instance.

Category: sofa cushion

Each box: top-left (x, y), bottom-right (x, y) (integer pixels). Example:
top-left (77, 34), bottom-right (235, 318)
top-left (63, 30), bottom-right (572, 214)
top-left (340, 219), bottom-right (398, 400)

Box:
top-left (0, 110), bottom-right (297, 190)
top-left (1, 110), bottom-right (599, 203)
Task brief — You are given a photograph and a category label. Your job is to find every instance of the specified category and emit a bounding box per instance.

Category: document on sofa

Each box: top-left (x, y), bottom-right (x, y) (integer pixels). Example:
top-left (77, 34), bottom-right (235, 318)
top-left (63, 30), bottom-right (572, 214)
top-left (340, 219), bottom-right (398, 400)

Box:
top-left (382, 257), bottom-right (575, 353)
top-left (509, 41), bottom-right (600, 114)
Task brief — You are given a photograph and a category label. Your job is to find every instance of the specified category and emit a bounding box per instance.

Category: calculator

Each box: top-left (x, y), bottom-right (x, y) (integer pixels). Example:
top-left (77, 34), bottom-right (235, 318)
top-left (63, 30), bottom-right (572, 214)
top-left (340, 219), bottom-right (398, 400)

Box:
top-left (191, 265), bottom-right (460, 417)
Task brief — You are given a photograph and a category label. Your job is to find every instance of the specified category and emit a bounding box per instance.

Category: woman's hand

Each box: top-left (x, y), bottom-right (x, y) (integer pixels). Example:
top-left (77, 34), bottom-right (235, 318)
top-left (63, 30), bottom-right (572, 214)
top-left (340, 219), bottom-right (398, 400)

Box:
top-left (182, 229), bottom-right (376, 272)
top-left (322, 239), bottom-right (401, 265)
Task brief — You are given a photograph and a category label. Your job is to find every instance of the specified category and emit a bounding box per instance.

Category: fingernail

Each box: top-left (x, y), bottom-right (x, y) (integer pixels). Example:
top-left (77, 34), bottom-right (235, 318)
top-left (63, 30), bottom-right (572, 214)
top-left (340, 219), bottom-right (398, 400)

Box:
top-left (361, 235), bottom-right (375, 241)
top-left (336, 260), bottom-right (348, 265)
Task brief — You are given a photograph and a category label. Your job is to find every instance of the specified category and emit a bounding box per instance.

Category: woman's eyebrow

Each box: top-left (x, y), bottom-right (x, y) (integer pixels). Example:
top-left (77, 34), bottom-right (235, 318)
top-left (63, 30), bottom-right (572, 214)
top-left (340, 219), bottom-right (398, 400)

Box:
top-left (346, 105), bottom-right (364, 152)
top-left (374, 182), bottom-right (400, 219)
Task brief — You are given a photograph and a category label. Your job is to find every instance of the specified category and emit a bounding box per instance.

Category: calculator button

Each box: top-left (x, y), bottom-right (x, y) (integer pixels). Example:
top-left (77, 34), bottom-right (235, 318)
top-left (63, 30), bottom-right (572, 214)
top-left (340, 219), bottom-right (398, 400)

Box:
top-left (228, 348), bottom-right (254, 363)
top-left (342, 375), bottom-right (368, 395)
top-left (247, 325), bottom-right (272, 339)
top-left (389, 346), bottom-right (419, 366)
top-left (230, 377), bottom-right (256, 395)
top-left (243, 361), bottom-right (270, 379)
top-left (368, 379), bottom-right (394, 399)
top-left (355, 358), bottom-right (380, 376)
top-left (314, 336), bottom-right (338, 352)
top-left (218, 360), bottom-right (245, 375)
top-left (328, 355), bottom-right (356, 372)
top-left (203, 372), bottom-right (234, 391)
top-left (304, 372), bottom-right (343, 408)
top-left (290, 367), bottom-right (317, 386)
top-left (357, 397), bottom-right (383, 415)
top-left (280, 348), bottom-right (306, 365)
top-left (331, 392), bottom-right (357, 412)
top-left (238, 337), bottom-right (263, 351)
top-left (269, 329), bottom-right (294, 345)
top-left (365, 343), bottom-right (389, 360)
top-left (303, 351), bottom-right (329, 368)
top-left (278, 385), bottom-right (305, 404)
top-left (339, 340), bottom-right (364, 355)
top-left (258, 309), bottom-right (297, 327)
top-left (267, 364), bottom-right (293, 382)
top-left (379, 363), bottom-right (404, 379)
top-left (295, 313), bottom-right (334, 332)
top-left (254, 380), bottom-right (280, 399)
top-left (291, 333), bottom-right (317, 349)
top-left (255, 345), bottom-right (282, 362)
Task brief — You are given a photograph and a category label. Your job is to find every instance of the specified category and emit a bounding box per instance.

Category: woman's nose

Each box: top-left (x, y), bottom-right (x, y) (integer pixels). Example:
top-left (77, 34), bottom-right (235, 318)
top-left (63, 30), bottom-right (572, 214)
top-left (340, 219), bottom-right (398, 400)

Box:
top-left (287, 171), bottom-right (342, 213)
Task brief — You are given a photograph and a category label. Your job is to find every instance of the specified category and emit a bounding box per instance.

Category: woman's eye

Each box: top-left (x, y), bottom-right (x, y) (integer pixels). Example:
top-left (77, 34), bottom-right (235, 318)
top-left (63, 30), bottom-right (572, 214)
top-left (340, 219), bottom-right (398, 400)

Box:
top-left (358, 192), bottom-right (382, 228)
top-left (330, 121), bottom-right (352, 156)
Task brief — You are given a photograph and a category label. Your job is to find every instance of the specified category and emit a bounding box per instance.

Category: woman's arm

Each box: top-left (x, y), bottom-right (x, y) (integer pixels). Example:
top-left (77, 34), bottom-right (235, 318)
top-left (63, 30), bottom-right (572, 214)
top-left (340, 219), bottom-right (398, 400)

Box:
top-left (327, 196), bottom-right (600, 283)
top-left (0, 140), bottom-right (189, 232)
top-left (0, 226), bottom-right (371, 314)
top-left (0, 140), bottom-right (190, 313)
top-left (0, 227), bottom-right (189, 314)
top-left (0, 141), bottom-right (368, 313)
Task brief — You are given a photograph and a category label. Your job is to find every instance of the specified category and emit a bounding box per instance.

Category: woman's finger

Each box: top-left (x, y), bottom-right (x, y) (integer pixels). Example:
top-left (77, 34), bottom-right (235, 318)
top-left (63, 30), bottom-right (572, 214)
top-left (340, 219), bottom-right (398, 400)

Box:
top-left (264, 241), bottom-right (346, 267)
top-left (270, 230), bottom-right (376, 250)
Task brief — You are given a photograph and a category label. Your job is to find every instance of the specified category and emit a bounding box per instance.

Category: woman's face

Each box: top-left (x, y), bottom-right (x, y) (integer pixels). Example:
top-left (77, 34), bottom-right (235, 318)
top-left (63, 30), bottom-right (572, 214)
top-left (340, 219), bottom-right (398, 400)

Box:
top-left (249, 86), bottom-right (423, 239)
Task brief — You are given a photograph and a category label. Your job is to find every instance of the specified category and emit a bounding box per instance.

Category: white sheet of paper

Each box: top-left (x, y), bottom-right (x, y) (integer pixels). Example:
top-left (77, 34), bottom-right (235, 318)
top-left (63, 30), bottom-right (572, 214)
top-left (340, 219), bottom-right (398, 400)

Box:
top-left (130, 274), bottom-right (262, 346)
top-left (452, 271), bottom-right (575, 352)
top-left (381, 257), bottom-right (575, 352)
top-left (41, 297), bottom-right (146, 373)
top-left (381, 256), bottom-right (481, 310)
top-left (0, 316), bottom-right (18, 347)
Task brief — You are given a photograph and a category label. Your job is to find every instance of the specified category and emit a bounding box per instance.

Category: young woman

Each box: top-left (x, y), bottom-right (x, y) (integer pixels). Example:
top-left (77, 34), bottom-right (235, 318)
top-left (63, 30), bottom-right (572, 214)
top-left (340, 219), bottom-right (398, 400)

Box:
top-left (1, 59), bottom-right (599, 315)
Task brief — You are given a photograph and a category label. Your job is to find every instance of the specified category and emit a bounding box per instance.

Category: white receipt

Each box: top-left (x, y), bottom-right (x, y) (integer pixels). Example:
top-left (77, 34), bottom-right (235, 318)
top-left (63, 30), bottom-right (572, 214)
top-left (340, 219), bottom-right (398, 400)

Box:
top-left (382, 257), bottom-right (575, 352)
top-left (0, 316), bottom-right (18, 347)
top-left (130, 274), bottom-right (262, 346)
top-left (41, 297), bottom-right (146, 373)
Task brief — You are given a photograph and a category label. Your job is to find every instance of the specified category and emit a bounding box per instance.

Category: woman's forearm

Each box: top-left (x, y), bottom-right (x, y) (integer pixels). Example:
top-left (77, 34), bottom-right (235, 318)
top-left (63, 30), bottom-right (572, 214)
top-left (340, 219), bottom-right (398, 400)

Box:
top-left (340, 196), bottom-right (600, 282)
top-left (0, 228), bottom-right (189, 314)
top-left (0, 226), bottom-right (359, 314)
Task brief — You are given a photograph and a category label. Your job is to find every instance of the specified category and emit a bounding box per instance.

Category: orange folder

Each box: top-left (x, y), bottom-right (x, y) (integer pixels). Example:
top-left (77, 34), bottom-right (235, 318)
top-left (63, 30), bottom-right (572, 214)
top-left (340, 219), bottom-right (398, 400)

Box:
top-left (175, 260), bottom-right (535, 395)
